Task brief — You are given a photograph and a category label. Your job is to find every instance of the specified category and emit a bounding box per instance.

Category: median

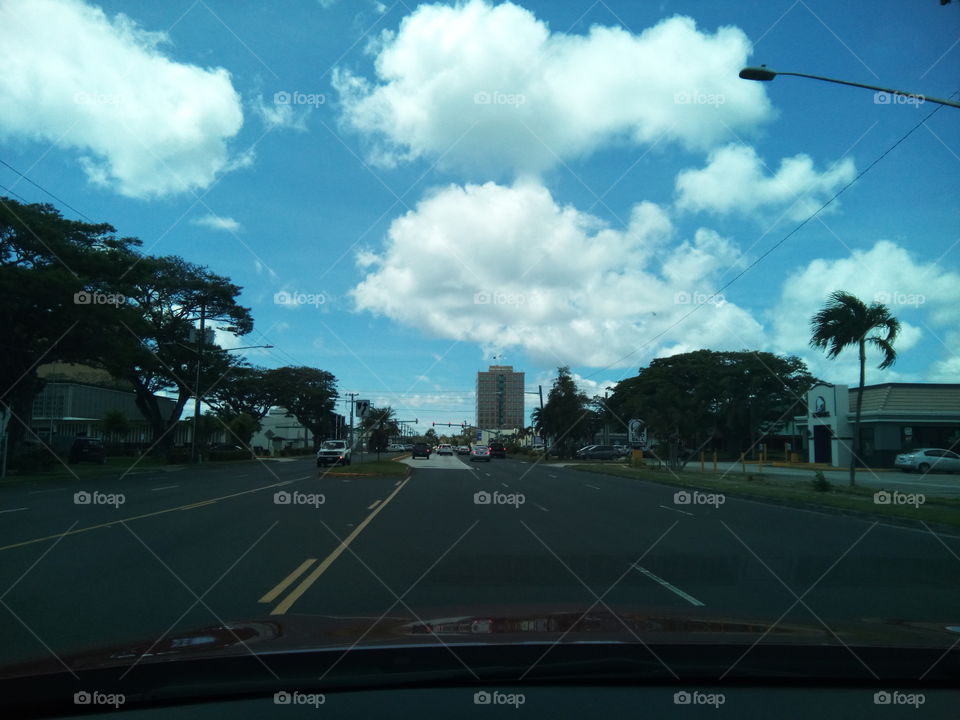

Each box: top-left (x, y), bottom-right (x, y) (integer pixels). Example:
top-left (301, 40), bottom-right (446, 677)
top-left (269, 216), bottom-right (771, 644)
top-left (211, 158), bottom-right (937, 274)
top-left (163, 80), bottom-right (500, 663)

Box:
top-left (320, 460), bottom-right (409, 477)
top-left (565, 463), bottom-right (960, 530)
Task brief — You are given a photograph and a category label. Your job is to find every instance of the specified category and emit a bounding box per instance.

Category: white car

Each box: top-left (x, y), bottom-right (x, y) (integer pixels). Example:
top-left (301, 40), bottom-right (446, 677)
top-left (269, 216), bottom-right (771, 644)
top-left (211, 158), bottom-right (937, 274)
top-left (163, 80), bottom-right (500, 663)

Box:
top-left (894, 448), bottom-right (960, 474)
top-left (436, 444), bottom-right (453, 455)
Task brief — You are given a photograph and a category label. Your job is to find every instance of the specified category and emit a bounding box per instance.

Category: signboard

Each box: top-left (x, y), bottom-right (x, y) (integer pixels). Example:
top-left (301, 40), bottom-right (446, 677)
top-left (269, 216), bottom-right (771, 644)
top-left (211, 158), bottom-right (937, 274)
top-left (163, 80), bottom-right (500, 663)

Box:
top-left (355, 399), bottom-right (370, 418)
top-left (628, 419), bottom-right (647, 447)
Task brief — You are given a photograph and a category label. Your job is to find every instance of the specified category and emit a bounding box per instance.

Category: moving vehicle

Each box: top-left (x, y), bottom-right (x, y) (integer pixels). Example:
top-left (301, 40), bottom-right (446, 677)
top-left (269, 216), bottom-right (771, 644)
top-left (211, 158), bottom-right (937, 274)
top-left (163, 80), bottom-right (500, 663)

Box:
top-left (436, 443), bottom-right (453, 455)
top-left (470, 445), bottom-right (491, 462)
top-left (894, 447), bottom-right (960, 473)
top-left (488, 441), bottom-right (506, 458)
top-left (68, 438), bottom-right (106, 464)
top-left (456, 445), bottom-right (471, 455)
top-left (316, 440), bottom-right (351, 467)
top-left (411, 442), bottom-right (431, 459)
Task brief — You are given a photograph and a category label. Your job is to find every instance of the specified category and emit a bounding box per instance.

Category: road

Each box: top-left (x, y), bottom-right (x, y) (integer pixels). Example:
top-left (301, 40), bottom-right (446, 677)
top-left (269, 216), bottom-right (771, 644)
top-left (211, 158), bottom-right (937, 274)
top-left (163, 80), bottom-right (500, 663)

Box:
top-left (1, 453), bottom-right (959, 672)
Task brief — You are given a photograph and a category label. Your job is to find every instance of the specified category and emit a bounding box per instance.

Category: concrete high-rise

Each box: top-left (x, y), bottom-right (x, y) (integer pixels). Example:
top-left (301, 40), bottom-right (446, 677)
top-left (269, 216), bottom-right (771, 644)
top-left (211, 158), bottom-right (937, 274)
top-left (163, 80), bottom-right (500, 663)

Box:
top-left (476, 365), bottom-right (524, 431)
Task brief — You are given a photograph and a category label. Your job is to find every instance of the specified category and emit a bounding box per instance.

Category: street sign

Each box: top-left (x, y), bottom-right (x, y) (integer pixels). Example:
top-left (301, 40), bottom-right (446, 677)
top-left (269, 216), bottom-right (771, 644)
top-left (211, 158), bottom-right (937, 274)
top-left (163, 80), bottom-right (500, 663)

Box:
top-left (628, 419), bottom-right (647, 447)
top-left (355, 399), bottom-right (370, 417)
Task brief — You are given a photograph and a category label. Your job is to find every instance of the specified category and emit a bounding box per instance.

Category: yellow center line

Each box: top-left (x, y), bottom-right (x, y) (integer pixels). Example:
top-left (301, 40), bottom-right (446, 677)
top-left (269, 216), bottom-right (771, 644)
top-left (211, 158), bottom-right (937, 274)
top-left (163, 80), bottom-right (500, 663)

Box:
top-left (0, 476), bottom-right (309, 553)
top-left (367, 500), bottom-right (381, 510)
top-left (259, 558), bottom-right (317, 603)
top-left (271, 477), bottom-right (410, 615)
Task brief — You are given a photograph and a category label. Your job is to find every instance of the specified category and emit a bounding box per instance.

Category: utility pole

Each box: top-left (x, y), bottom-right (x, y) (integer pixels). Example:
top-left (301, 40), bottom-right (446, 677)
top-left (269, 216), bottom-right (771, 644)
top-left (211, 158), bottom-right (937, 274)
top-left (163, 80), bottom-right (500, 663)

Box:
top-left (345, 392), bottom-right (357, 451)
top-left (538, 384), bottom-right (547, 460)
top-left (191, 302), bottom-right (206, 464)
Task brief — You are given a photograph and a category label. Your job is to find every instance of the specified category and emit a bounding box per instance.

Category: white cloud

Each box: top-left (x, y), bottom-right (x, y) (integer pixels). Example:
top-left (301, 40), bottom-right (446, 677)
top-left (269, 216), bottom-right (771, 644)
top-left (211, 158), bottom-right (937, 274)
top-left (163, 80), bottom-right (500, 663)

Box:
top-left (769, 240), bottom-right (960, 383)
top-left (191, 214), bottom-right (242, 232)
top-left (0, 0), bottom-right (244, 198)
top-left (334, 1), bottom-right (772, 175)
top-left (252, 94), bottom-right (308, 131)
top-left (351, 180), bottom-right (764, 367)
top-left (675, 144), bottom-right (856, 220)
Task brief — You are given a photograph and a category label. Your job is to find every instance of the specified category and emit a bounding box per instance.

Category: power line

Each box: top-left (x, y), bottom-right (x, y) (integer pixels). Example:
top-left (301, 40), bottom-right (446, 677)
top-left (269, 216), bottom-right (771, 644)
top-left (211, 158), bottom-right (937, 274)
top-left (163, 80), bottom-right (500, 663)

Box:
top-left (0, 158), bottom-right (94, 222)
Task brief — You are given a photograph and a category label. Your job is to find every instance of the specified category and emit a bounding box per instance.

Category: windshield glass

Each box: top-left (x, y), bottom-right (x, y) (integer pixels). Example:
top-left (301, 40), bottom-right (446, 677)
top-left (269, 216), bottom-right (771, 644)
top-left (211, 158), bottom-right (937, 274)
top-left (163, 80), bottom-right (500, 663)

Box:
top-left (0, 0), bottom-right (958, 713)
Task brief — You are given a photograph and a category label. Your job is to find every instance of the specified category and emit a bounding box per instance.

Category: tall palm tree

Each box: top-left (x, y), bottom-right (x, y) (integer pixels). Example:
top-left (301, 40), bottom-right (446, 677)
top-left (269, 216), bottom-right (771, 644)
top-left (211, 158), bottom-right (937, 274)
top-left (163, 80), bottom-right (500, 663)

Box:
top-left (810, 291), bottom-right (900, 486)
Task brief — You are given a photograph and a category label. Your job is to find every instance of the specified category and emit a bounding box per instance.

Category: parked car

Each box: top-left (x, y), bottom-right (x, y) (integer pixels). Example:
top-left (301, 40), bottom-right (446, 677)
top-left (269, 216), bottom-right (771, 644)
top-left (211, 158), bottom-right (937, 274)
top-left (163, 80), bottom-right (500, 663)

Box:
top-left (487, 442), bottom-right (507, 458)
top-left (412, 442), bottom-right (431, 459)
top-left (895, 448), bottom-right (960, 473)
top-left (577, 445), bottom-right (625, 461)
top-left (470, 445), bottom-right (491, 462)
top-left (68, 438), bottom-right (106, 465)
top-left (456, 445), bottom-right (471, 455)
top-left (574, 445), bottom-right (598, 459)
top-left (403, 444), bottom-right (414, 451)
top-left (436, 444), bottom-right (453, 455)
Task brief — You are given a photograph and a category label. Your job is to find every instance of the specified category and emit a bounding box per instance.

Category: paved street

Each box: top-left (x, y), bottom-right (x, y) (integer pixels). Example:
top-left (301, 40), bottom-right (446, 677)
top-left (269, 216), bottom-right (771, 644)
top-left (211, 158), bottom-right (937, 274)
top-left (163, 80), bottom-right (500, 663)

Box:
top-left (2, 455), bottom-right (959, 670)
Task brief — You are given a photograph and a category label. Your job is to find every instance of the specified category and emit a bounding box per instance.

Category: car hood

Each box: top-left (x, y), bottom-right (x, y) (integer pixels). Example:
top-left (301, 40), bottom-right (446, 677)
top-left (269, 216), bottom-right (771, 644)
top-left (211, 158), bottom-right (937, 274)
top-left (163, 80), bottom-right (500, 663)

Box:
top-left (3, 604), bottom-right (959, 677)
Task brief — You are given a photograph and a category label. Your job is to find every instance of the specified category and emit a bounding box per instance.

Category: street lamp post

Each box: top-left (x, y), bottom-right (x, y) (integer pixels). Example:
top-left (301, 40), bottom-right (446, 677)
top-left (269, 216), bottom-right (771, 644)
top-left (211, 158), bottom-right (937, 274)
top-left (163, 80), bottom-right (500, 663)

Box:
top-left (739, 66), bottom-right (960, 109)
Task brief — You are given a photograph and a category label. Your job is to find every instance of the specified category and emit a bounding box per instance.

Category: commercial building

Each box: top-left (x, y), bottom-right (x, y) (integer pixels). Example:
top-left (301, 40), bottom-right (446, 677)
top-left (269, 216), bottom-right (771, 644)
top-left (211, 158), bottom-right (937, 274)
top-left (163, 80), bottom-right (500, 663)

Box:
top-left (476, 365), bottom-right (524, 433)
top-left (794, 382), bottom-right (960, 468)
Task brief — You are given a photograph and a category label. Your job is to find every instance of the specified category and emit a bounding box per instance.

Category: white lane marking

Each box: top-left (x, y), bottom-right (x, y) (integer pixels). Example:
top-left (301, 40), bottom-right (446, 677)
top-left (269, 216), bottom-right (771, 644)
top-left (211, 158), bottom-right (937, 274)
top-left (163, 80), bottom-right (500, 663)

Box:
top-left (634, 565), bottom-right (704, 606)
top-left (533, 503), bottom-right (549, 512)
top-left (0, 507), bottom-right (28, 514)
top-left (367, 500), bottom-right (381, 510)
top-left (501, 482), bottom-right (509, 489)
top-left (585, 483), bottom-right (600, 490)
top-left (519, 461), bottom-right (528, 464)
top-left (548, 474), bottom-right (557, 479)
top-left (485, 473), bottom-right (491, 477)
top-left (659, 504), bottom-right (694, 516)
top-left (151, 485), bottom-right (179, 491)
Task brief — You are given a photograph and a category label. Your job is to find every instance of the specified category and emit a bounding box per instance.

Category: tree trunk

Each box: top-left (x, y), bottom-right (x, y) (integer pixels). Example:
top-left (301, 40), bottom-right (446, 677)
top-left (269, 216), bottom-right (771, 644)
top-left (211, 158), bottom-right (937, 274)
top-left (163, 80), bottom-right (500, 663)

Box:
top-left (850, 340), bottom-right (866, 487)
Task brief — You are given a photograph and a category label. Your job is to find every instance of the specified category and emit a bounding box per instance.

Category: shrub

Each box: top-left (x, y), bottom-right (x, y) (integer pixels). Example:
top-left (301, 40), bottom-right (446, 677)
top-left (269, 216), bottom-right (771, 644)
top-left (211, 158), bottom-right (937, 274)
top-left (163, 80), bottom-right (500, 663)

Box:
top-left (208, 449), bottom-right (252, 462)
top-left (811, 471), bottom-right (831, 492)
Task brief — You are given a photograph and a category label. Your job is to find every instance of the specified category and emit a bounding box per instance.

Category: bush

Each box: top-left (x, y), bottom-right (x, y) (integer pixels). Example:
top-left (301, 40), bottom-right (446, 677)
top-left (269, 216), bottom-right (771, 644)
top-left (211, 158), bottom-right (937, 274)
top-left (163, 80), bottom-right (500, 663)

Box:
top-left (208, 449), bottom-right (252, 462)
top-left (279, 447), bottom-right (313, 457)
top-left (811, 471), bottom-right (831, 492)
top-left (167, 449), bottom-right (192, 464)
top-left (12, 446), bottom-right (57, 473)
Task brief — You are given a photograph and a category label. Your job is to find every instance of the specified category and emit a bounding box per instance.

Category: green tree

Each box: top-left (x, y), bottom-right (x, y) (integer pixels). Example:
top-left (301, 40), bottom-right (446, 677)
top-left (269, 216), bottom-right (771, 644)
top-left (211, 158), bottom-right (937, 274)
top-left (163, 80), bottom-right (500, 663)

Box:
top-left (537, 367), bottom-right (593, 459)
top-left (363, 406), bottom-right (398, 459)
top-left (225, 412), bottom-right (260, 449)
top-left (810, 290), bottom-right (900, 486)
top-left (100, 410), bottom-right (131, 444)
top-left (269, 367), bottom-right (339, 449)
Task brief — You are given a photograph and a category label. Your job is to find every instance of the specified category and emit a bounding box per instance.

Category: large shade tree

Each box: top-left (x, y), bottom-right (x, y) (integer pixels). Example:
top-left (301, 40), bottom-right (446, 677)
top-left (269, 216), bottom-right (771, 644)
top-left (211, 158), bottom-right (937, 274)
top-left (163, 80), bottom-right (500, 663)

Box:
top-left (810, 290), bottom-right (900, 486)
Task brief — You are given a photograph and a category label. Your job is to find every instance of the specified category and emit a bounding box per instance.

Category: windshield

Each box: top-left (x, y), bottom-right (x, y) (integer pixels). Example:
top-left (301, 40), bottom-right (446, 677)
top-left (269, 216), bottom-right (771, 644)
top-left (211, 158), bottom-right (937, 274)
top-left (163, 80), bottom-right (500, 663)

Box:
top-left (1, 0), bottom-right (958, 714)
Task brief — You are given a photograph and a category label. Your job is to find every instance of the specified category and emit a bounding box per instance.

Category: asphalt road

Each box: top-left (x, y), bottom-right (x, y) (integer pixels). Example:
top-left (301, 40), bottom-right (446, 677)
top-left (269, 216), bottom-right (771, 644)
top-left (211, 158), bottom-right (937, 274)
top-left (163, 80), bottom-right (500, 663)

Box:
top-left (1, 453), bottom-right (959, 671)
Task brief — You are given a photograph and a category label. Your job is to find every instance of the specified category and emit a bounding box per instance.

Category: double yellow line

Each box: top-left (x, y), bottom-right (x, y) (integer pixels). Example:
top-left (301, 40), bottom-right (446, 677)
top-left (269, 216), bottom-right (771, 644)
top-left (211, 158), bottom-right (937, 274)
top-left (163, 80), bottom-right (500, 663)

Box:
top-left (260, 477), bottom-right (410, 615)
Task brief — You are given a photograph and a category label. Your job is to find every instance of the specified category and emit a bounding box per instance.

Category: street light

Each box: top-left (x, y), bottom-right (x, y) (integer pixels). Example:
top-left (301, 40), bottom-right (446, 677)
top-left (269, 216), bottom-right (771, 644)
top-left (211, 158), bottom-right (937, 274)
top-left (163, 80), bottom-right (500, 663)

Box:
top-left (739, 65), bottom-right (960, 109)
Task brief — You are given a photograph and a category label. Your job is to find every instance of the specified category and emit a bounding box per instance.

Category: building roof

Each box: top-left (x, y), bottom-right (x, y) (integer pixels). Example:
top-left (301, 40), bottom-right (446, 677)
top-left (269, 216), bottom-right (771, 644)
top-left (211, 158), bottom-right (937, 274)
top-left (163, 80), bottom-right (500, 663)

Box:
top-left (852, 383), bottom-right (960, 414)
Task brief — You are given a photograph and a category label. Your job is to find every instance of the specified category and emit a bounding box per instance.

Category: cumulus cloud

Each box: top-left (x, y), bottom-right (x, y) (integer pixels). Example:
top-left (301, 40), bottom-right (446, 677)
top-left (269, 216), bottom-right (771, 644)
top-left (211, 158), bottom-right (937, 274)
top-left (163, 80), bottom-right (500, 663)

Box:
top-left (350, 180), bottom-right (765, 367)
top-left (0, 0), bottom-right (244, 198)
top-left (675, 144), bottom-right (856, 220)
top-left (769, 240), bottom-right (960, 383)
top-left (191, 214), bottom-right (242, 232)
top-left (333, 1), bottom-right (772, 175)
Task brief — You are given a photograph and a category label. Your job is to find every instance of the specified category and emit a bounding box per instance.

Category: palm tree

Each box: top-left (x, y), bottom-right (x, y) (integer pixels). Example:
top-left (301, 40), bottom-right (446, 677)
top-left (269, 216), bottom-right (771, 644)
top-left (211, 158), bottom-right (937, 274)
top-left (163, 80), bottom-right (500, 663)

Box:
top-left (810, 291), bottom-right (900, 486)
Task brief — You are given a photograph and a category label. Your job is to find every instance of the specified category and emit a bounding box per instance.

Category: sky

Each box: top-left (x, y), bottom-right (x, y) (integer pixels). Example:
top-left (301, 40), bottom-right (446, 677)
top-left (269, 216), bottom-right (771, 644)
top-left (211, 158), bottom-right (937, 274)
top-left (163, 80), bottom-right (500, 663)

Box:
top-left (1, 0), bottom-right (958, 431)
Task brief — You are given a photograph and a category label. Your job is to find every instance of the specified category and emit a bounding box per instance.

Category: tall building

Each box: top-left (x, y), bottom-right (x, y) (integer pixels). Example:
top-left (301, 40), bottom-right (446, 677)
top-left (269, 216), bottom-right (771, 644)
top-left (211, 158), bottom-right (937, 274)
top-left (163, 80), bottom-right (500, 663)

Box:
top-left (476, 365), bottom-right (525, 431)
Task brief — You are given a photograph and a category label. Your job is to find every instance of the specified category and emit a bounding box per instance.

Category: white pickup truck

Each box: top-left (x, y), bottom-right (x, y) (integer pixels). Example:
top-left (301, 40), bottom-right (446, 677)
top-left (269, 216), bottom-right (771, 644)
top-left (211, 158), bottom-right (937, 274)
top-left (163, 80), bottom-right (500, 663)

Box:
top-left (316, 439), bottom-right (351, 467)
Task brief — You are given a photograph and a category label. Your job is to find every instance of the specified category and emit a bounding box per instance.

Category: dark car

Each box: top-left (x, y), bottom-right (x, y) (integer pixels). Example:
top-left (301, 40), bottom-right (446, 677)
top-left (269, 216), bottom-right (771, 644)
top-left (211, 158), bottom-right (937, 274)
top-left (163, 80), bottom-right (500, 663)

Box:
top-left (68, 438), bottom-right (107, 464)
top-left (488, 442), bottom-right (506, 458)
top-left (412, 442), bottom-right (431, 459)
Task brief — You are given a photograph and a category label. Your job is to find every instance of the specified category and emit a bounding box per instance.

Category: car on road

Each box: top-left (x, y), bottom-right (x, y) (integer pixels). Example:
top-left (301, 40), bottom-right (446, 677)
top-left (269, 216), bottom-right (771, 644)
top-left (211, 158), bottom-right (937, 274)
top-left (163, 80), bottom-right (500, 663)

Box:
top-left (576, 445), bottom-right (626, 461)
top-left (574, 445), bottom-right (598, 458)
top-left (68, 438), bottom-right (107, 464)
top-left (412, 442), bottom-right (431, 459)
top-left (436, 444), bottom-right (453, 455)
top-left (894, 448), bottom-right (960, 473)
top-left (488, 442), bottom-right (507, 458)
top-left (316, 440), bottom-right (351, 467)
top-left (456, 445), bottom-right (471, 455)
top-left (470, 445), bottom-right (491, 462)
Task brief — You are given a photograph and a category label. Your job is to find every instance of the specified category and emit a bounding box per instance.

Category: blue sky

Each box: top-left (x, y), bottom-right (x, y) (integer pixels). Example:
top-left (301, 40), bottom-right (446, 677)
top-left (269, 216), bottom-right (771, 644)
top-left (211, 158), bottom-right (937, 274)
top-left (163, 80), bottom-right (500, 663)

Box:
top-left (1, 0), bottom-right (958, 431)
